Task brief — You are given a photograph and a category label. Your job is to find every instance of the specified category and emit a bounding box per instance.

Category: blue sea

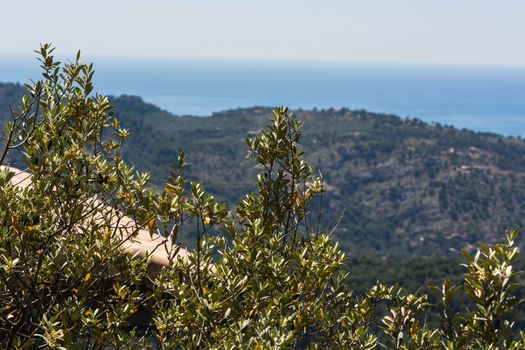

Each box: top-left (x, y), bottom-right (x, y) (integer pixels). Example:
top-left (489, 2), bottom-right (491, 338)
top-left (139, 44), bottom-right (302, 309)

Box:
top-left (1, 56), bottom-right (525, 136)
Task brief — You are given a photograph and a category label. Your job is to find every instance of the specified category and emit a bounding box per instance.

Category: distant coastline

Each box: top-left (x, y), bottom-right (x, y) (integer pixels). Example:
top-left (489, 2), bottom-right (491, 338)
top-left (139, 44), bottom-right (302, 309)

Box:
top-left (1, 57), bottom-right (525, 136)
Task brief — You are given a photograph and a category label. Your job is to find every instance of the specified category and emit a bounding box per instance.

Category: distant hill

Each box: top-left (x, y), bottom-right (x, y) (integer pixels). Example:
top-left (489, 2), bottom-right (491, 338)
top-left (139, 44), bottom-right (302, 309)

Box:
top-left (3, 82), bottom-right (525, 258)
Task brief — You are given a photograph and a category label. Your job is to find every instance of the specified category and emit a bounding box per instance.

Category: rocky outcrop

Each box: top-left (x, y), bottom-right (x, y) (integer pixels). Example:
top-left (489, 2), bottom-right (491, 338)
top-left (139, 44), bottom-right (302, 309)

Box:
top-left (1, 165), bottom-right (189, 277)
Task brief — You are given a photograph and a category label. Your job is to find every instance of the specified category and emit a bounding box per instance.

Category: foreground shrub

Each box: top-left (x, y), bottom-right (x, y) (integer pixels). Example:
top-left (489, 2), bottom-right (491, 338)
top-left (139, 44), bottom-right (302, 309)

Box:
top-left (0, 45), bottom-right (523, 349)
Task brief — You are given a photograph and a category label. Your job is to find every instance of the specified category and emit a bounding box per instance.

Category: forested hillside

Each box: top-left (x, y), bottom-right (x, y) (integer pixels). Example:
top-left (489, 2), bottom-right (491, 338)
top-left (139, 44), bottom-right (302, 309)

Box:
top-left (113, 96), bottom-right (525, 258)
top-left (2, 82), bottom-right (525, 259)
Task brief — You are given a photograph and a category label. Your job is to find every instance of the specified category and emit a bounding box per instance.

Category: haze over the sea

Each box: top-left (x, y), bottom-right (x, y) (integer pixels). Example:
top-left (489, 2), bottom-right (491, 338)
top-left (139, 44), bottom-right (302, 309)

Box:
top-left (1, 56), bottom-right (525, 137)
top-left (2, 1), bottom-right (525, 136)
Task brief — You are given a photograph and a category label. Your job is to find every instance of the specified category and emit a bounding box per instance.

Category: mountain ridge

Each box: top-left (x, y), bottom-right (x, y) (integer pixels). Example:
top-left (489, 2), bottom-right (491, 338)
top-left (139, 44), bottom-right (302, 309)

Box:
top-left (2, 82), bottom-right (525, 257)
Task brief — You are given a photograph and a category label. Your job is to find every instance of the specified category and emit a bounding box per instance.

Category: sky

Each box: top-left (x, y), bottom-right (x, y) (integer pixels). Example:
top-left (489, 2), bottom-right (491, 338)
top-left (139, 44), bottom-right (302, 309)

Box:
top-left (1, 0), bottom-right (525, 66)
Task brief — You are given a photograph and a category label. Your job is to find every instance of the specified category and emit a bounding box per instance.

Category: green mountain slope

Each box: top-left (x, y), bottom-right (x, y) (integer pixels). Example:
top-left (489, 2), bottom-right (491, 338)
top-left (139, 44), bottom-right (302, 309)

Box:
top-left (110, 97), bottom-right (525, 257)
top-left (2, 82), bottom-right (525, 258)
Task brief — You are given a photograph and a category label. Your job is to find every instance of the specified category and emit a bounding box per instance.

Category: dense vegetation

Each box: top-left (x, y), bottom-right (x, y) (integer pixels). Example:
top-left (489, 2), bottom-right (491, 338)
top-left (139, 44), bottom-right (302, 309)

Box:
top-left (92, 101), bottom-right (521, 255)
top-left (1, 46), bottom-right (524, 348)
top-left (4, 83), bottom-right (525, 258)
top-left (4, 64), bottom-right (525, 304)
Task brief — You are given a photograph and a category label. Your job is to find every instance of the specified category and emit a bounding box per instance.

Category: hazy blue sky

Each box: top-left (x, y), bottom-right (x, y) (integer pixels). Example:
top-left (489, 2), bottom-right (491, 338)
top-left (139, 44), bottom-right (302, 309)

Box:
top-left (2, 0), bottom-right (525, 66)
